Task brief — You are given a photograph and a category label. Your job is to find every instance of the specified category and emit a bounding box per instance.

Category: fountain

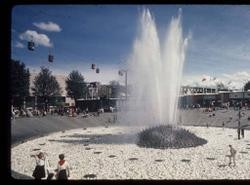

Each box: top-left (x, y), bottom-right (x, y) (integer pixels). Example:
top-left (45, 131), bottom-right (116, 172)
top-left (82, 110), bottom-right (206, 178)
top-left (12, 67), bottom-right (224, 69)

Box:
top-left (120, 8), bottom-right (207, 149)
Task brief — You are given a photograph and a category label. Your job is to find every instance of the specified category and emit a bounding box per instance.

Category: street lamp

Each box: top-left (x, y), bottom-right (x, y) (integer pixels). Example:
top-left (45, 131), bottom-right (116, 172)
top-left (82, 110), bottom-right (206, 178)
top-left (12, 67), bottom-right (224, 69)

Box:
top-left (118, 69), bottom-right (128, 100)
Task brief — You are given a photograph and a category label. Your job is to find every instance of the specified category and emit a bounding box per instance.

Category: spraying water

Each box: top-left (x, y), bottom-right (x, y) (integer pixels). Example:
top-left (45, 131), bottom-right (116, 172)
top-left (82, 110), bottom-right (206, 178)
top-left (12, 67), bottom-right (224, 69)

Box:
top-left (120, 8), bottom-right (188, 126)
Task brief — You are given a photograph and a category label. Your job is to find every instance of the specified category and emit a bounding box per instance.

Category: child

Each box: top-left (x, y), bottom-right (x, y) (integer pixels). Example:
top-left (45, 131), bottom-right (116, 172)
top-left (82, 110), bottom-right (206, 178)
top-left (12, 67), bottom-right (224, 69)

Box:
top-left (228, 145), bottom-right (237, 166)
top-left (56, 154), bottom-right (70, 180)
top-left (31, 152), bottom-right (46, 179)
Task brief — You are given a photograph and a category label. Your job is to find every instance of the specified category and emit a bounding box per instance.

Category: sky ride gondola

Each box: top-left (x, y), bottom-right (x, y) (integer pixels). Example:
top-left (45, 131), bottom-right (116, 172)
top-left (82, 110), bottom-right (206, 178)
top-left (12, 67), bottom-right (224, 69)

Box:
top-left (91, 64), bottom-right (96, 70)
top-left (48, 50), bottom-right (54, 63)
top-left (96, 68), bottom-right (100, 73)
top-left (27, 37), bottom-right (35, 51)
top-left (48, 53), bottom-right (54, 63)
top-left (118, 70), bottom-right (123, 76)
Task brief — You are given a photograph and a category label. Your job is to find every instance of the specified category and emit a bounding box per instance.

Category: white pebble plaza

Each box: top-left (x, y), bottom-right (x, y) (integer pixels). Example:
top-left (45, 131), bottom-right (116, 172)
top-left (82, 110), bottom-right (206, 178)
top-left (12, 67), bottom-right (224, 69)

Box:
top-left (11, 125), bottom-right (250, 179)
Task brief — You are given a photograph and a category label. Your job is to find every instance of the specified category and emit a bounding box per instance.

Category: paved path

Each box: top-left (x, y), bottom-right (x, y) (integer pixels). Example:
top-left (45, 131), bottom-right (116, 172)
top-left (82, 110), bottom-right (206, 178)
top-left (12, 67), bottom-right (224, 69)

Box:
top-left (11, 113), bottom-right (115, 145)
top-left (180, 108), bottom-right (250, 129)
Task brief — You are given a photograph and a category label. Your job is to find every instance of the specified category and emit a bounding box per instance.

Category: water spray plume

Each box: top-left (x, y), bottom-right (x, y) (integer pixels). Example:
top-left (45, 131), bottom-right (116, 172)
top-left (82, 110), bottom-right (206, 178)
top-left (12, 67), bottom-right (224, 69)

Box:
top-left (121, 8), bottom-right (188, 126)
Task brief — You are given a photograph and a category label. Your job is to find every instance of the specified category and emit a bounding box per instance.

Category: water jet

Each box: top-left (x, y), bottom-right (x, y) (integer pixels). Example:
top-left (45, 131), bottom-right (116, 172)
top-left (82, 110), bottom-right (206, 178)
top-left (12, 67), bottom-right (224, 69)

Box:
top-left (120, 8), bottom-right (206, 149)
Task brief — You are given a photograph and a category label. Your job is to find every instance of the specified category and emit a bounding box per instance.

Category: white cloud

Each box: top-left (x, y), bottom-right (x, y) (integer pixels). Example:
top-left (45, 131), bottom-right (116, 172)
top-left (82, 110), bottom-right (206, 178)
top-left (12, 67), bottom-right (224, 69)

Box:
top-left (19, 30), bottom-right (52, 47)
top-left (182, 71), bottom-right (250, 90)
top-left (15, 41), bottom-right (25, 48)
top-left (33, 21), bottom-right (62, 32)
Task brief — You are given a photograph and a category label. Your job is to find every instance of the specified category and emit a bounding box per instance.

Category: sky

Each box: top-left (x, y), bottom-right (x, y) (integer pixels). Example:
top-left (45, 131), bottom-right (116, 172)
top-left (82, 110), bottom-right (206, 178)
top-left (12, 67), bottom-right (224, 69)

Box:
top-left (11, 5), bottom-right (250, 89)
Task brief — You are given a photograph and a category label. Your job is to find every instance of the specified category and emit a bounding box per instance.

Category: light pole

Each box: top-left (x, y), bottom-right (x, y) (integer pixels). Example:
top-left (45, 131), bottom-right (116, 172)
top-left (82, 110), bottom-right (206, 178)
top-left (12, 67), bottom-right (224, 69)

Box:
top-left (118, 69), bottom-right (128, 101)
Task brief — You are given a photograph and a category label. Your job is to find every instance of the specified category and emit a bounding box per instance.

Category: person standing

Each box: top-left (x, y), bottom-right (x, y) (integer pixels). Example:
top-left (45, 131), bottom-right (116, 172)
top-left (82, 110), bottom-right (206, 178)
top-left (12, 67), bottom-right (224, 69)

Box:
top-left (228, 145), bottom-right (237, 166)
top-left (241, 128), bottom-right (245, 138)
top-left (31, 152), bottom-right (46, 180)
top-left (11, 107), bottom-right (15, 119)
top-left (56, 154), bottom-right (70, 180)
top-left (237, 128), bottom-right (241, 140)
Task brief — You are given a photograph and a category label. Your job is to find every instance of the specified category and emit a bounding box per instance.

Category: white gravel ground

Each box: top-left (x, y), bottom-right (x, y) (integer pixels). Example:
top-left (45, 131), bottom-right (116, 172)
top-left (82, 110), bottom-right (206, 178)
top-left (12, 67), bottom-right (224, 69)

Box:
top-left (11, 126), bottom-right (250, 180)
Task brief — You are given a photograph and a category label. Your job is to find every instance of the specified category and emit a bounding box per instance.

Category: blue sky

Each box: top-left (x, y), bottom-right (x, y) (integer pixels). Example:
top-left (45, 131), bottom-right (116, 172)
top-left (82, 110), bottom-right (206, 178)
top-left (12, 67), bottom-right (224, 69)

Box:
top-left (11, 5), bottom-right (250, 89)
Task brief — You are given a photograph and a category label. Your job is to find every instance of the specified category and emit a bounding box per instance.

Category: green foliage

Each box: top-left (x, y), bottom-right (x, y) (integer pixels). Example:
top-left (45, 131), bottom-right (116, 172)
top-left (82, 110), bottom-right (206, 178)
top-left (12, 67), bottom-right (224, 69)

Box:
top-left (244, 81), bottom-right (250, 91)
top-left (32, 67), bottom-right (61, 97)
top-left (65, 70), bottom-right (87, 101)
top-left (11, 59), bottom-right (30, 103)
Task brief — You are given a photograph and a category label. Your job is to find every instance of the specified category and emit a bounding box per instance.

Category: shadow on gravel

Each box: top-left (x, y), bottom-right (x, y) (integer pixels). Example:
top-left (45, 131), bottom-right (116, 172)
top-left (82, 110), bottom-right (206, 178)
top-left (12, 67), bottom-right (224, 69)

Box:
top-left (49, 133), bottom-right (137, 145)
top-left (11, 170), bottom-right (33, 179)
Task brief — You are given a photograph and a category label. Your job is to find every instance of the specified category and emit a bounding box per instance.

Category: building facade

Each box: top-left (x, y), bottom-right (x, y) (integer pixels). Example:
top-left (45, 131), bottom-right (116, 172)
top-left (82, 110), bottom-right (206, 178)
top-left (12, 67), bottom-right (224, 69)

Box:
top-left (23, 73), bottom-right (76, 108)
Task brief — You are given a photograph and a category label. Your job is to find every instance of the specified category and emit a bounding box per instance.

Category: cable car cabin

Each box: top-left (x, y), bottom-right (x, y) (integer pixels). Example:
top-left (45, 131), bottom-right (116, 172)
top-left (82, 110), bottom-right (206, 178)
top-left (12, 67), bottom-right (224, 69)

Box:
top-left (28, 41), bottom-right (35, 51)
top-left (48, 54), bottom-right (54, 63)
top-left (96, 68), bottom-right (100, 73)
top-left (118, 70), bottom-right (123, 76)
top-left (91, 64), bottom-right (96, 70)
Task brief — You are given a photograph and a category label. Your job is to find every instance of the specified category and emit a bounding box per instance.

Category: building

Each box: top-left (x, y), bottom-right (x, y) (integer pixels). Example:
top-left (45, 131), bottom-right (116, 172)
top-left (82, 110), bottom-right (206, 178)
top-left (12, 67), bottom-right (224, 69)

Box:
top-left (24, 73), bottom-right (75, 108)
top-left (180, 85), bottom-right (250, 108)
top-left (180, 86), bottom-right (217, 95)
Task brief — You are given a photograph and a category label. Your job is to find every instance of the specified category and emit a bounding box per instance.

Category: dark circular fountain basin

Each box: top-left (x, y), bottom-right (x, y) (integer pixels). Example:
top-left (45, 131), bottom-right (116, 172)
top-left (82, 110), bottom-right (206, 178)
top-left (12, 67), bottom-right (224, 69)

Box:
top-left (137, 125), bottom-right (207, 149)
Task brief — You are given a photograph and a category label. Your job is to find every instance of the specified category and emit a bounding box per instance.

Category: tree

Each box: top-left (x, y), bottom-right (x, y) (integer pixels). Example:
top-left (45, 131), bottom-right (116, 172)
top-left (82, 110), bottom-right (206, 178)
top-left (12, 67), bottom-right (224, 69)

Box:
top-left (11, 59), bottom-right (30, 108)
top-left (65, 70), bottom-right (87, 102)
top-left (244, 81), bottom-right (250, 91)
top-left (32, 67), bottom-right (61, 109)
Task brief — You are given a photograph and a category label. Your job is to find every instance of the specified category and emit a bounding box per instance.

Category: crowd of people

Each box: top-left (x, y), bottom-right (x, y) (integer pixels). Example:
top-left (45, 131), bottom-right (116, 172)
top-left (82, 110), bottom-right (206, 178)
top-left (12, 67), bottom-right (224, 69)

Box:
top-left (11, 107), bottom-right (51, 119)
top-left (11, 106), bottom-right (94, 119)
top-left (11, 106), bottom-right (116, 120)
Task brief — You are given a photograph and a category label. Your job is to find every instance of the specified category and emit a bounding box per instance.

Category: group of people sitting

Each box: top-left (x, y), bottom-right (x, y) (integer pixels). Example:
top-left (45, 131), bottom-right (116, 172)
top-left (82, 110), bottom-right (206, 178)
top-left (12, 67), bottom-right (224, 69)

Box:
top-left (11, 108), bottom-right (48, 119)
top-left (31, 152), bottom-right (70, 180)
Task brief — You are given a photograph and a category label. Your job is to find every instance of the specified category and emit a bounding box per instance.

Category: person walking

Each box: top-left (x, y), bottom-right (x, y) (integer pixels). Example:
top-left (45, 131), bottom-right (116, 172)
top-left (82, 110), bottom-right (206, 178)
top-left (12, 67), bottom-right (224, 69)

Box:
top-left (241, 128), bottom-right (245, 138)
top-left (228, 145), bottom-right (237, 167)
top-left (31, 152), bottom-right (46, 180)
top-left (55, 154), bottom-right (70, 180)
